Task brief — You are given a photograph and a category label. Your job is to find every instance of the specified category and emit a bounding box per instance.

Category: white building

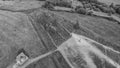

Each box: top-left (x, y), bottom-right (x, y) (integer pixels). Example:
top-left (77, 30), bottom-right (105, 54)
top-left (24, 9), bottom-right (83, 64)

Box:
top-left (16, 52), bottom-right (29, 65)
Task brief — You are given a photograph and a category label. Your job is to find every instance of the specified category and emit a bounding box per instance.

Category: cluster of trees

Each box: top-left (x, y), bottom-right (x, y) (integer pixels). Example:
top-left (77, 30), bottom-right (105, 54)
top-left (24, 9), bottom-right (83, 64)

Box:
top-left (42, 1), bottom-right (54, 10)
top-left (78, 0), bottom-right (116, 14)
top-left (45, 0), bottom-right (72, 8)
top-left (42, 0), bottom-right (120, 15)
top-left (116, 8), bottom-right (120, 14)
top-left (113, 5), bottom-right (120, 14)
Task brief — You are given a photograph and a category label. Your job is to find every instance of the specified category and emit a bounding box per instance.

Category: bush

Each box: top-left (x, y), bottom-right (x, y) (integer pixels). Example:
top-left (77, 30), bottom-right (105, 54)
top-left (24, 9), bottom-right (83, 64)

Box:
top-left (95, 1), bottom-right (102, 5)
top-left (75, 6), bottom-right (83, 11)
top-left (87, 11), bottom-right (93, 15)
top-left (83, 3), bottom-right (92, 9)
top-left (73, 21), bottom-right (80, 30)
top-left (76, 8), bottom-right (87, 14)
top-left (42, 1), bottom-right (54, 10)
top-left (116, 7), bottom-right (120, 14)
top-left (99, 6), bottom-right (111, 13)
top-left (110, 8), bottom-right (116, 14)
top-left (109, 3), bottom-right (114, 8)
top-left (55, 1), bottom-right (72, 8)
top-left (88, 0), bottom-right (98, 3)
top-left (93, 7), bottom-right (101, 11)
top-left (46, 0), bottom-right (72, 8)
top-left (91, 3), bottom-right (96, 6)
top-left (78, 0), bottom-right (85, 1)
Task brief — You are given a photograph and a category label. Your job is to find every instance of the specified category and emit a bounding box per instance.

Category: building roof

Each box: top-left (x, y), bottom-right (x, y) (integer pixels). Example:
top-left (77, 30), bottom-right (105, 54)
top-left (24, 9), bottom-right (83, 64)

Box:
top-left (17, 48), bottom-right (29, 57)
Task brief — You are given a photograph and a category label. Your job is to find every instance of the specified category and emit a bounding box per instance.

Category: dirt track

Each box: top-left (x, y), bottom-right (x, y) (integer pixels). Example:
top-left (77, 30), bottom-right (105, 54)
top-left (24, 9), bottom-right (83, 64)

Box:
top-left (8, 33), bottom-right (120, 68)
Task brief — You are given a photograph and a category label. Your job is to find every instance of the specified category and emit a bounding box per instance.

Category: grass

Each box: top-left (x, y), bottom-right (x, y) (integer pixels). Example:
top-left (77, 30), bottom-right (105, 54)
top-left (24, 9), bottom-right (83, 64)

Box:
top-left (98, 0), bottom-right (120, 5)
top-left (0, 5), bottom-right (120, 68)
top-left (30, 9), bottom-right (120, 52)
top-left (26, 51), bottom-right (71, 68)
top-left (51, 11), bottom-right (120, 52)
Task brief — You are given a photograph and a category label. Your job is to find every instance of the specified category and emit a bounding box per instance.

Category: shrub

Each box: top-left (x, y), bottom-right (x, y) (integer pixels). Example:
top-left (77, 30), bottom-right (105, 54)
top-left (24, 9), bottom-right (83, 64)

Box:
top-left (116, 7), bottom-right (120, 14)
top-left (95, 1), bottom-right (102, 5)
top-left (83, 3), bottom-right (92, 9)
top-left (76, 7), bottom-right (87, 14)
top-left (91, 3), bottom-right (96, 6)
top-left (42, 1), bottom-right (54, 10)
top-left (46, 0), bottom-right (72, 8)
top-left (78, 0), bottom-right (85, 1)
top-left (109, 3), bottom-right (114, 8)
top-left (87, 11), bottom-right (93, 15)
top-left (73, 21), bottom-right (80, 30)
top-left (93, 7), bottom-right (101, 12)
top-left (55, 1), bottom-right (72, 8)
top-left (75, 6), bottom-right (83, 11)
top-left (99, 6), bottom-right (111, 13)
top-left (88, 0), bottom-right (98, 3)
top-left (110, 8), bottom-right (116, 14)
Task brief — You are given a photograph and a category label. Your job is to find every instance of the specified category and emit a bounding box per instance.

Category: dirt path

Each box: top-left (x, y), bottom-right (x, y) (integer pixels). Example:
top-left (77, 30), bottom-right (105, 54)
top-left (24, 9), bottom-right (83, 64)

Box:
top-left (58, 33), bottom-right (120, 68)
top-left (16, 21), bottom-right (120, 68)
top-left (7, 14), bottom-right (120, 68)
top-left (8, 32), bottom-right (120, 68)
top-left (8, 50), bottom-right (57, 68)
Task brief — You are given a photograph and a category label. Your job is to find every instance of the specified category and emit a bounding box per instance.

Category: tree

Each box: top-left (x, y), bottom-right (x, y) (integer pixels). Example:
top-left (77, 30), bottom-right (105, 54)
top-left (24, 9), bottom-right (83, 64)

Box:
top-left (17, 48), bottom-right (29, 57)
top-left (109, 3), bottom-right (114, 8)
top-left (46, 0), bottom-right (72, 8)
top-left (110, 8), bottom-right (116, 14)
top-left (73, 20), bottom-right (80, 29)
top-left (116, 7), bottom-right (120, 14)
top-left (89, 0), bottom-right (98, 3)
top-left (76, 7), bottom-right (87, 15)
top-left (42, 1), bottom-right (54, 10)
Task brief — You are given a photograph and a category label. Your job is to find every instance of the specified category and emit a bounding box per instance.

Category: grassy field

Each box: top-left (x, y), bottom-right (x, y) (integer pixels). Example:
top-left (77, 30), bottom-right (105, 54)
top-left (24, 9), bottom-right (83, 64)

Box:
top-left (28, 8), bottom-right (120, 53)
top-left (0, 10), bottom-right (48, 68)
top-left (51, 11), bottom-right (120, 51)
top-left (23, 9), bottom-right (120, 68)
top-left (98, 0), bottom-right (120, 5)
top-left (0, 1), bottom-right (120, 67)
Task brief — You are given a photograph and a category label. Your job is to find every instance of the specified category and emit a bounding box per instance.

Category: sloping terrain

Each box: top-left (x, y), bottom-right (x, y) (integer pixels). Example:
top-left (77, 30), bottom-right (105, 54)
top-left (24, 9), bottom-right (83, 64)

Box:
top-left (0, 1), bottom-right (120, 68)
top-left (98, 0), bottom-right (120, 5)
top-left (0, 10), bottom-right (47, 68)
top-left (0, 1), bottom-right (44, 12)
top-left (58, 33), bottom-right (120, 68)
top-left (24, 9), bottom-right (120, 68)
top-left (25, 32), bottom-right (120, 68)
top-left (52, 11), bottom-right (120, 51)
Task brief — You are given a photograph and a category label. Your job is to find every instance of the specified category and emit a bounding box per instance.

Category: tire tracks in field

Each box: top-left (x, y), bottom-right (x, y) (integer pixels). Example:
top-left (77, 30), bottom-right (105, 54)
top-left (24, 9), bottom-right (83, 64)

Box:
top-left (9, 14), bottom-right (120, 68)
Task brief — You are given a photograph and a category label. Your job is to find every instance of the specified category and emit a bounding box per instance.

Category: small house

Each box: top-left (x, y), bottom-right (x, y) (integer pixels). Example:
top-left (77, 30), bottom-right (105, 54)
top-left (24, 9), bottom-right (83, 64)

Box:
top-left (16, 48), bottom-right (29, 65)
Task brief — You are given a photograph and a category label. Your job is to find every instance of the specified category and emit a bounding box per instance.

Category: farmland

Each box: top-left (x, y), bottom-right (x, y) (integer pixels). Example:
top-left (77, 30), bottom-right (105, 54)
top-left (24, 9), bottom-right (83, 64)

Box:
top-left (0, 0), bottom-right (119, 68)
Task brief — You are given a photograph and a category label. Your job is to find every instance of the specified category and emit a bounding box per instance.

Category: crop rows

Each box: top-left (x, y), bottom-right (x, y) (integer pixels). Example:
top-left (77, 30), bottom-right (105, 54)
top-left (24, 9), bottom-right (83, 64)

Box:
top-left (90, 53), bottom-right (104, 68)
top-left (38, 19), bottom-right (65, 46)
top-left (94, 36), bottom-right (120, 52)
top-left (90, 53), bottom-right (116, 68)
top-left (48, 29), bottom-right (65, 46)
top-left (104, 60), bottom-right (116, 68)
top-left (74, 24), bottom-right (120, 52)
top-left (60, 19), bottom-right (74, 33)
top-left (32, 19), bottom-right (56, 51)
top-left (73, 54), bottom-right (87, 68)
top-left (106, 49), bottom-right (120, 65)
top-left (54, 22), bottom-right (71, 40)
